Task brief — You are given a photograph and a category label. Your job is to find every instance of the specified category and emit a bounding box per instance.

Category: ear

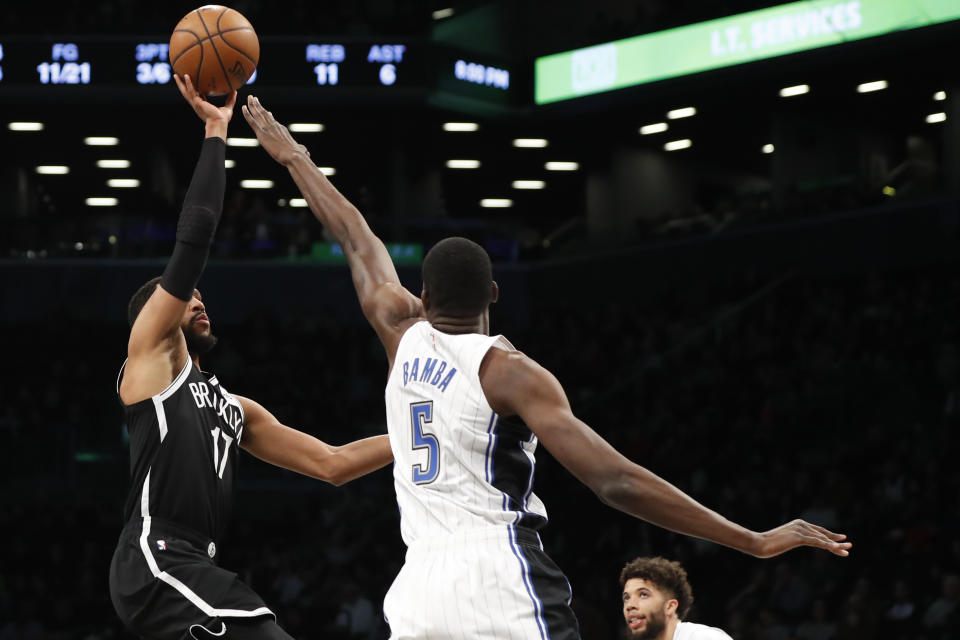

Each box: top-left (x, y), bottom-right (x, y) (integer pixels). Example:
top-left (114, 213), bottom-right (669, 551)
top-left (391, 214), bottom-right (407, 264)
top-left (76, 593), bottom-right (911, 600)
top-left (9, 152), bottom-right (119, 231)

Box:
top-left (665, 599), bottom-right (679, 618)
top-left (421, 287), bottom-right (431, 311)
top-left (490, 281), bottom-right (499, 304)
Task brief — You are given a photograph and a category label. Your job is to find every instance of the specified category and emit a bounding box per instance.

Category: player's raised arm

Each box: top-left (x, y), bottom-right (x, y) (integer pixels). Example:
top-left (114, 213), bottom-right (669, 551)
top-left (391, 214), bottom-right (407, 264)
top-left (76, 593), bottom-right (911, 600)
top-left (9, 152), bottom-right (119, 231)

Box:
top-left (241, 96), bottom-right (422, 358)
top-left (480, 347), bottom-right (853, 560)
top-left (235, 395), bottom-right (393, 485)
top-left (120, 76), bottom-right (237, 405)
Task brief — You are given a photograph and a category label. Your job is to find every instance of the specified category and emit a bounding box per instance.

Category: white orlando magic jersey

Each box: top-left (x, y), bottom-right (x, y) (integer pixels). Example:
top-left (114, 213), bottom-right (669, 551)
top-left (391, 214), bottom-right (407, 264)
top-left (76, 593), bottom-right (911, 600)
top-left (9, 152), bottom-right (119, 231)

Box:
top-left (385, 321), bottom-right (548, 546)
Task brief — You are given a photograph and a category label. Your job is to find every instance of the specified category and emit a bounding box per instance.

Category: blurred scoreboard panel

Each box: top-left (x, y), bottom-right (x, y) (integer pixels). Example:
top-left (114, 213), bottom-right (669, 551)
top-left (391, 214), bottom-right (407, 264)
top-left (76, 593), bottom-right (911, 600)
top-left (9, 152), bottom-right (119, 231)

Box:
top-left (0, 37), bottom-right (520, 111)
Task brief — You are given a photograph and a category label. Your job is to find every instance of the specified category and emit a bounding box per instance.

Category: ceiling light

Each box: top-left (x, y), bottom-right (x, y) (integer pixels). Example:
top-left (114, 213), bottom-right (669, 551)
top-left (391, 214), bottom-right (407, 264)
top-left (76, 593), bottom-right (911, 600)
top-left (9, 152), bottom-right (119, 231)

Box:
top-left (108, 178), bottom-right (140, 188)
top-left (545, 161), bottom-right (579, 171)
top-left (96, 159), bottom-right (130, 169)
top-left (512, 138), bottom-right (548, 148)
top-left (443, 122), bottom-right (479, 132)
top-left (84, 136), bottom-right (119, 146)
top-left (289, 123), bottom-right (324, 133)
top-left (512, 180), bottom-right (545, 189)
top-left (779, 84), bottom-right (810, 97)
top-left (35, 165), bottom-right (69, 175)
top-left (225, 159), bottom-right (235, 168)
top-left (433, 7), bottom-right (454, 19)
top-left (762, 144), bottom-right (775, 154)
top-left (8, 122), bottom-right (44, 131)
top-left (240, 179), bottom-right (274, 189)
top-left (317, 166), bottom-right (336, 176)
top-left (446, 159), bottom-right (481, 169)
top-left (666, 107), bottom-right (696, 119)
top-left (857, 80), bottom-right (888, 93)
top-left (934, 91), bottom-right (946, 101)
top-left (480, 199), bottom-right (513, 208)
top-left (226, 137), bottom-right (259, 147)
top-left (86, 197), bottom-right (118, 206)
top-left (290, 198), bottom-right (308, 207)
top-left (926, 112), bottom-right (947, 124)
top-left (664, 139), bottom-right (692, 151)
top-left (640, 122), bottom-right (668, 135)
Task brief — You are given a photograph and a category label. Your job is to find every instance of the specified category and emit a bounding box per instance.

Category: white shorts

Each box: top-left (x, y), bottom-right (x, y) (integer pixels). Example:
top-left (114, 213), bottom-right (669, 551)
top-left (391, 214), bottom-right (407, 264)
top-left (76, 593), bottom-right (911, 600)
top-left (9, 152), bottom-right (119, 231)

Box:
top-left (383, 525), bottom-right (579, 640)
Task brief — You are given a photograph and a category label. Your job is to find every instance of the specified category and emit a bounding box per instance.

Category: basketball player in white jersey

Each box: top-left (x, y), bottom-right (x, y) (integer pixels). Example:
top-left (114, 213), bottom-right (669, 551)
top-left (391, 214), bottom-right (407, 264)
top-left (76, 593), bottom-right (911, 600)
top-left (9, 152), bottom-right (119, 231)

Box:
top-left (241, 95), bottom-right (852, 640)
top-left (621, 557), bottom-right (732, 640)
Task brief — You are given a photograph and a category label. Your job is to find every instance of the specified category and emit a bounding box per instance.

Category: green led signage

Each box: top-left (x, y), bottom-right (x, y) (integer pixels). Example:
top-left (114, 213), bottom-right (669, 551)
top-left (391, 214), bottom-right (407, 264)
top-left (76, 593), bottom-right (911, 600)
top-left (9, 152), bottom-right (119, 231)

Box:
top-left (535, 0), bottom-right (960, 104)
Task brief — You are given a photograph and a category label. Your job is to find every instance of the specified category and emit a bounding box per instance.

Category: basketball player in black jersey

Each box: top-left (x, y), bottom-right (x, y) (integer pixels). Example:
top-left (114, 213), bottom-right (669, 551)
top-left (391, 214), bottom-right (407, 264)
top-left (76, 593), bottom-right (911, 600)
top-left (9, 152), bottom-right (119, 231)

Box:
top-left (241, 96), bottom-right (852, 639)
top-left (108, 76), bottom-right (393, 640)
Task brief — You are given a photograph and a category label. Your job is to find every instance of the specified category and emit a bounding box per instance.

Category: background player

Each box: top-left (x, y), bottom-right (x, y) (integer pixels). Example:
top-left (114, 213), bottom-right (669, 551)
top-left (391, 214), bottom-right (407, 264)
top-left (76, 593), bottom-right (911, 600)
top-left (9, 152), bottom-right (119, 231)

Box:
top-left (621, 557), bottom-right (732, 640)
top-left (241, 95), bottom-right (851, 639)
top-left (109, 77), bottom-right (393, 640)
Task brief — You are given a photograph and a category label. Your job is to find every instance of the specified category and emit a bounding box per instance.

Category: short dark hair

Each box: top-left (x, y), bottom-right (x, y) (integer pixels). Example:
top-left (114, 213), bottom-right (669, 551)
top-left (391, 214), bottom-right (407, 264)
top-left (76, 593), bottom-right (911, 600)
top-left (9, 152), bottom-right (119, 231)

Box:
top-left (127, 276), bottom-right (163, 327)
top-left (421, 237), bottom-right (493, 316)
top-left (619, 557), bottom-right (694, 620)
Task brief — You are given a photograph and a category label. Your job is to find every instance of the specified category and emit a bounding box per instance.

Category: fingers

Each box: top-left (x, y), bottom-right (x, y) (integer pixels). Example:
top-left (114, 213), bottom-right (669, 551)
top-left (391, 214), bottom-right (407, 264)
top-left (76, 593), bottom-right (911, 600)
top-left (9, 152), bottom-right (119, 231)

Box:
top-left (797, 521), bottom-right (852, 556)
top-left (224, 90), bottom-right (238, 112)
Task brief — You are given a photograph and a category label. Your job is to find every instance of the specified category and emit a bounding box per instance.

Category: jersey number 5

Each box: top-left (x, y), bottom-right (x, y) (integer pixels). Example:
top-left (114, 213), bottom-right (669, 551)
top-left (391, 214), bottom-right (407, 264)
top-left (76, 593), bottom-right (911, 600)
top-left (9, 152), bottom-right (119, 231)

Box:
top-left (410, 401), bottom-right (439, 484)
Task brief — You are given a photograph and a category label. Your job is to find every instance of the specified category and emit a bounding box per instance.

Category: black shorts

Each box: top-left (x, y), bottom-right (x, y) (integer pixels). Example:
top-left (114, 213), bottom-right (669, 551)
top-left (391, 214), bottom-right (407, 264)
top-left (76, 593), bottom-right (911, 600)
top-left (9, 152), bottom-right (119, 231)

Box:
top-left (109, 517), bottom-right (274, 640)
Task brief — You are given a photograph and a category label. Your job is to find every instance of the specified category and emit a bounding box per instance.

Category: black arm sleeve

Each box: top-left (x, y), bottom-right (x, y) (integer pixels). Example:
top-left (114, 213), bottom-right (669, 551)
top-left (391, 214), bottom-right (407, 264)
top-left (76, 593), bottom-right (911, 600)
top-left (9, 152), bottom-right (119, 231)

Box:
top-left (160, 137), bottom-right (226, 301)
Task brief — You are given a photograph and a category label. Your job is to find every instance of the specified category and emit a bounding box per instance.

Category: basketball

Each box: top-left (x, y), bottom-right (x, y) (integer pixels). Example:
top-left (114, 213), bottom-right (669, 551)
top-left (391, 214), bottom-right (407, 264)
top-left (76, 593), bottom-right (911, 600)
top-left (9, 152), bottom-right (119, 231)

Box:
top-left (169, 5), bottom-right (259, 96)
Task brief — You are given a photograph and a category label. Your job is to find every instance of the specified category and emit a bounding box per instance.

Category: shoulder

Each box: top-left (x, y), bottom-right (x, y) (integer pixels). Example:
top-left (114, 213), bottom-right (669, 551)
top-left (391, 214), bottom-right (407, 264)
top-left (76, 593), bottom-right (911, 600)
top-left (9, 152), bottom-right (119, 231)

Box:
top-left (676, 621), bottom-right (734, 640)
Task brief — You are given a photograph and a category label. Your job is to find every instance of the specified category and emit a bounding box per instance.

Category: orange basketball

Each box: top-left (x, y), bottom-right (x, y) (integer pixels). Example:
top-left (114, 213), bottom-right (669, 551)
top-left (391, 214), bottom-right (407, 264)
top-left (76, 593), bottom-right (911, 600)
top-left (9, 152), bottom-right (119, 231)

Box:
top-left (169, 5), bottom-right (259, 96)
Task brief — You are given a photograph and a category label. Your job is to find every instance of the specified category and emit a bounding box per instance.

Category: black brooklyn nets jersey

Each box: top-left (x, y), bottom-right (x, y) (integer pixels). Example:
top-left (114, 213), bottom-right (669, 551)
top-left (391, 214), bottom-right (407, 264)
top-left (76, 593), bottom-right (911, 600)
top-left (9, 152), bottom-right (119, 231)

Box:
top-left (117, 358), bottom-right (245, 541)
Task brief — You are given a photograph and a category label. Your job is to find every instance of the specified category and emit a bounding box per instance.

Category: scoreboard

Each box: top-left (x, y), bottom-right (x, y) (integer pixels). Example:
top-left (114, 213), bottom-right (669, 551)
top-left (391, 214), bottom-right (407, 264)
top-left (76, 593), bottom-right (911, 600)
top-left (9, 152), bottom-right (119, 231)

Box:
top-left (0, 37), bottom-right (519, 111)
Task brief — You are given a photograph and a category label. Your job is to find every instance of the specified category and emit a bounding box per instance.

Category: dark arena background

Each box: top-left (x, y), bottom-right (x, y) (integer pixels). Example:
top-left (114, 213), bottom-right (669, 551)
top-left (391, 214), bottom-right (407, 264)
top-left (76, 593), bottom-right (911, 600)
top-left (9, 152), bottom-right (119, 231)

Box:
top-left (2, 1), bottom-right (960, 638)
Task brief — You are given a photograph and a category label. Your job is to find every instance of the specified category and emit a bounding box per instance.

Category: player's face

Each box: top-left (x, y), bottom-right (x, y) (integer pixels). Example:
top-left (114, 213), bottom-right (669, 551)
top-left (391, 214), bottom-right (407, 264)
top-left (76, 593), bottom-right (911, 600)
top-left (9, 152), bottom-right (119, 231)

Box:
top-left (622, 578), bottom-right (673, 639)
top-left (181, 289), bottom-right (218, 354)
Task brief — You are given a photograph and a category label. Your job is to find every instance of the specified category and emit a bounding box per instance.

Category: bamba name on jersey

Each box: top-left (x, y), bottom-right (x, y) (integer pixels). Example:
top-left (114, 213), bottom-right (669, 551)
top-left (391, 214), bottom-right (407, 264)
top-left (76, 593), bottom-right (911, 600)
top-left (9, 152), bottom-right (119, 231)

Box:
top-left (400, 357), bottom-right (457, 392)
top-left (188, 381), bottom-right (243, 432)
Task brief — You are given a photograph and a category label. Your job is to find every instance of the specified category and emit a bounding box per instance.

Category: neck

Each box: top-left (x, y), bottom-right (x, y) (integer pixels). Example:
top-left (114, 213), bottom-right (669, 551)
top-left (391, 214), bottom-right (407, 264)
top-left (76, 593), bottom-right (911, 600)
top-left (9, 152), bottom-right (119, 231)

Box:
top-left (662, 618), bottom-right (679, 640)
top-left (428, 312), bottom-right (488, 336)
top-left (191, 353), bottom-right (201, 369)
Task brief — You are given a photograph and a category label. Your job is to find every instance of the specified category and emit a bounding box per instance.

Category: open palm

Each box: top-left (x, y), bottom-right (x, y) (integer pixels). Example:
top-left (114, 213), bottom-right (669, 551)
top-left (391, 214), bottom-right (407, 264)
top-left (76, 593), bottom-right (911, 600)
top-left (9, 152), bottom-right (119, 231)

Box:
top-left (174, 74), bottom-right (236, 124)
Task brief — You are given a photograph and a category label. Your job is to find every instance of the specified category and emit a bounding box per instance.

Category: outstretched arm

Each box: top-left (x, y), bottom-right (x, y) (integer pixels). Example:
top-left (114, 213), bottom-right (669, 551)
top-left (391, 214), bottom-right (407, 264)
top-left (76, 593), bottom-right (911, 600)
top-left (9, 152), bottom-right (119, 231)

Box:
top-left (241, 96), bottom-right (422, 360)
top-left (236, 396), bottom-right (393, 486)
top-left (120, 76), bottom-right (237, 405)
top-left (480, 348), bottom-right (853, 559)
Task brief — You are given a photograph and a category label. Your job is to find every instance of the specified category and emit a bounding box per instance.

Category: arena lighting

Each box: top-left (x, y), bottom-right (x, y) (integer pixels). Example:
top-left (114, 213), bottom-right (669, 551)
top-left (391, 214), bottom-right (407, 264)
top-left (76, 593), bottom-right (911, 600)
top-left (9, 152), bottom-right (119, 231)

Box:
top-left (35, 165), bottom-right (69, 175)
top-left (84, 136), bottom-right (119, 145)
top-left (763, 144), bottom-right (775, 154)
top-left (8, 121), bottom-right (44, 131)
top-left (317, 166), bottom-right (336, 176)
top-left (480, 198), bottom-right (513, 207)
top-left (512, 180), bottom-right (546, 189)
top-left (86, 197), bottom-right (118, 206)
top-left (443, 122), bottom-right (479, 132)
top-left (107, 179), bottom-right (140, 188)
top-left (857, 80), bottom-right (888, 93)
top-left (96, 159), bottom-right (130, 169)
top-left (640, 122), bottom-right (669, 135)
top-left (667, 107), bottom-right (696, 119)
top-left (432, 7), bottom-right (455, 20)
top-left (779, 84), bottom-right (810, 97)
top-left (934, 91), bottom-right (946, 101)
top-left (536, 0), bottom-right (960, 105)
top-left (288, 123), bottom-right (324, 133)
top-left (512, 138), bottom-right (549, 148)
top-left (290, 198), bottom-right (308, 207)
top-left (446, 159), bottom-right (481, 169)
top-left (240, 179), bottom-right (274, 189)
top-left (926, 112), bottom-right (946, 124)
top-left (224, 159), bottom-right (236, 168)
top-left (226, 137), bottom-right (259, 147)
top-left (545, 161), bottom-right (579, 171)
top-left (664, 139), bottom-right (692, 151)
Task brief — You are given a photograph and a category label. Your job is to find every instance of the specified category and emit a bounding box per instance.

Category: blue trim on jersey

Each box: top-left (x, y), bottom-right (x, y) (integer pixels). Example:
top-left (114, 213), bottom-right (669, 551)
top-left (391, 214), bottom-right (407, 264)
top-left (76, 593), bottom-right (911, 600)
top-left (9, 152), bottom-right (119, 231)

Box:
top-left (508, 524), bottom-right (550, 640)
top-left (484, 413), bottom-right (498, 485)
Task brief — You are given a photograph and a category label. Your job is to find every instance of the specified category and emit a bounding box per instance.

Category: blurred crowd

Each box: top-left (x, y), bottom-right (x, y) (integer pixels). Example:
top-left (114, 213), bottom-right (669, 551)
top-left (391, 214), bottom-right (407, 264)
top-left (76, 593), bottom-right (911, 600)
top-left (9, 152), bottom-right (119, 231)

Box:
top-left (2, 263), bottom-right (959, 639)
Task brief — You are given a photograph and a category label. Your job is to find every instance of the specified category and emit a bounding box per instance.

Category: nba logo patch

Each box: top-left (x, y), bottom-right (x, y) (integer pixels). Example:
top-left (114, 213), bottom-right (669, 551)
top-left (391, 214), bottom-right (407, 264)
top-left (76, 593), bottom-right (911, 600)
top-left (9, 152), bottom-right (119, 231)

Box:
top-left (156, 540), bottom-right (167, 551)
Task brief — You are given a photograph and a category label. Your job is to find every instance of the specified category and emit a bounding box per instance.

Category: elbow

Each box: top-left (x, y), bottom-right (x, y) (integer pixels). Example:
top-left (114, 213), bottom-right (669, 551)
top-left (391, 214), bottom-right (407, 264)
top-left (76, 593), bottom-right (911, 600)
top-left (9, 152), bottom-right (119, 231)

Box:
top-left (594, 466), bottom-right (642, 511)
top-left (319, 448), bottom-right (349, 487)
